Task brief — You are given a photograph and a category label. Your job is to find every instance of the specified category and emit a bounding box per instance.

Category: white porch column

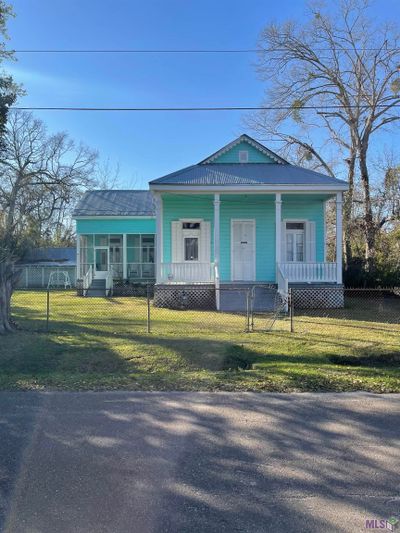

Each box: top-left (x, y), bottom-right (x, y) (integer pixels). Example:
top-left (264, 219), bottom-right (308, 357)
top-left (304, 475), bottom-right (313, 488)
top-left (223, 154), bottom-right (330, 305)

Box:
top-left (155, 192), bottom-right (163, 283)
top-left (336, 192), bottom-right (343, 284)
top-left (275, 193), bottom-right (282, 279)
top-left (213, 193), bottom-right (220, 268)
top-left (213, 193), bottom-right (221, 310)
top-left (76, 233), bottom-right (81, 279)
top-left (122, 233), bottom-right (127, 279)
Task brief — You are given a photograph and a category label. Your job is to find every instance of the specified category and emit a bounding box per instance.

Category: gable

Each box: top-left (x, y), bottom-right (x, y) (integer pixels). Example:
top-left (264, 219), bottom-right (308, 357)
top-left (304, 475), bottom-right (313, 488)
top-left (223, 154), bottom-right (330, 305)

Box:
top-left (212, 141), bottom-right (275, 164)
top-left (199, 135), bottom-right (287, 165)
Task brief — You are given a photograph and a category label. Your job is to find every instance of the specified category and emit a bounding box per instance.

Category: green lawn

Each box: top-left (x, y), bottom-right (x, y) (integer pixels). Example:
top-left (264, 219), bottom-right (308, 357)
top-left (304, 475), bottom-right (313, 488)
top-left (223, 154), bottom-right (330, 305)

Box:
top-left (1, 290), bottom-right (399, 392)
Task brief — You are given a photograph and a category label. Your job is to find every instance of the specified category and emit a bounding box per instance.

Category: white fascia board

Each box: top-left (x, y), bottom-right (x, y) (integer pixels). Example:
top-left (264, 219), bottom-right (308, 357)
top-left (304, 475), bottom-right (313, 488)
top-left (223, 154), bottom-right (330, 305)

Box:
top-left (149, 184), bottom-right (348, 194)
top-left (73, 215), bottom-right (156, 220)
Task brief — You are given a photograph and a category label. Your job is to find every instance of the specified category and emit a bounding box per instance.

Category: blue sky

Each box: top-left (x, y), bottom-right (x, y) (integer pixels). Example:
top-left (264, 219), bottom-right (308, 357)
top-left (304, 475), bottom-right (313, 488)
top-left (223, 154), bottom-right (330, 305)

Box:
top-left (5, 0), bottom-right (400, 188)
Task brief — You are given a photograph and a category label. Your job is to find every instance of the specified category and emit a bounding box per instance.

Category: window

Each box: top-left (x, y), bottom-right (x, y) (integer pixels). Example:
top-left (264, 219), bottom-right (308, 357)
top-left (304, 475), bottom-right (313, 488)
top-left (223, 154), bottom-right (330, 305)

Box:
top-left (181, 221), bottom-right (201, 261)
top-left (109, 235), bottom-right (122, 263)
top-left (182, 222), bottom-right (200, 230)
top-left (286, 222), bottom-right (304, 231)
top-left (79, 234), bottom-right (93, 248)
top-left (285, 222), bottom-right (305, 262)
top-left (126, 234), bottom-right (155, 279)
top-left (79, 234), bottom-right (94, 276)
top-left (142, 235), bottom-right (155, 263)
top-left (95, 234), bottom-right (108, 246)
top-left (184, 237), bottom-right (199, 261)
top-left (239, 150), bottom-right (249, 163)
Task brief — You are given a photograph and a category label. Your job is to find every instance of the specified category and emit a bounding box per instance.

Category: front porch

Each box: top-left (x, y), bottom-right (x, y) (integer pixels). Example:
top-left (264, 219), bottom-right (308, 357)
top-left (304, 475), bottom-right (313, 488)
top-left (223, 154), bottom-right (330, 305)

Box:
top-left (158, 260), bottom-right (339, 285)
top-left (154, 192), bottom-right (344, 309)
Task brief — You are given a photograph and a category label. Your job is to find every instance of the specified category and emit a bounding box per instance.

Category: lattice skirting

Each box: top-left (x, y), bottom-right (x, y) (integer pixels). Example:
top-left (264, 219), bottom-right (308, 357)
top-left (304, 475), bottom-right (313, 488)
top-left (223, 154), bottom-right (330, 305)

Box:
top-left (292, 287), bottom-right (344, 309)
top-left (154, 284), bottom-right (216, 310)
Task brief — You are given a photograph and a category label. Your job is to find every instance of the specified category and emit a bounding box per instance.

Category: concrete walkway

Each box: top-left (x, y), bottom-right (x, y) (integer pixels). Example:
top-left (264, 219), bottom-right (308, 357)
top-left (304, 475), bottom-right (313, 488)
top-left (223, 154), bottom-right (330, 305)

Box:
top-left (0, 392), bottom-right (399, 533)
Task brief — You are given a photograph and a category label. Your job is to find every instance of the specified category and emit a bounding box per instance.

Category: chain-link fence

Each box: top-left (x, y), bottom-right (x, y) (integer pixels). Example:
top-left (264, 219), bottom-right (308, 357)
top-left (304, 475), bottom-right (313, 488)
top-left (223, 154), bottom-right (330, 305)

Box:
top-left (10, 286), bottom-right (400, 336)
top-left (14, 265), bottom-right (76, 289)
top-left (11, 286), bottom-right (253, 335)
top-left (289, 287), bottom-right (400, 333)
top-left (151, 286), bottom-right (251, 334)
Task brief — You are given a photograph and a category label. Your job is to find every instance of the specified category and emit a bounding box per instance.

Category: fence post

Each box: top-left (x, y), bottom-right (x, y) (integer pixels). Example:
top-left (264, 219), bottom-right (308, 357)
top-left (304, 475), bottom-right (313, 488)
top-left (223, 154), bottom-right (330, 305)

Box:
top-left (289, 288), bottom-right (294, 333)
top-left (46, 290), bottom-right (50, 332)
top-left (251, 291), bottom-right (254, 332)
top-left (245, 289), bottom-right (250, 332)
top-left (146, 284), bottom-right (151, 333)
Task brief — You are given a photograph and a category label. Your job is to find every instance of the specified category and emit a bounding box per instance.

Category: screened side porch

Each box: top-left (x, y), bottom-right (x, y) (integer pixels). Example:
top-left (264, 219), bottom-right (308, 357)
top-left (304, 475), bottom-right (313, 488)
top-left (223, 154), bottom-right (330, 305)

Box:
top-left (77, 233), bottom-right (155, 281)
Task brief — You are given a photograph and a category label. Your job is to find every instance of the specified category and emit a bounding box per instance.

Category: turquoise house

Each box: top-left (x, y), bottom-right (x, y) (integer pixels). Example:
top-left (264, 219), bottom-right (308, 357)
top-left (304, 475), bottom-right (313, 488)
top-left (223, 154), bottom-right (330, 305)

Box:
top-left (73, 135), bottom-right (347, 308)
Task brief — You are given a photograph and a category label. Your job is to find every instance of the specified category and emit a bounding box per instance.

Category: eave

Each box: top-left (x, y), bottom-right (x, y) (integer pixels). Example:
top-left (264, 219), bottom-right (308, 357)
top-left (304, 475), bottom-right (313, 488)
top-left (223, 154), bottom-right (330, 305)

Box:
top-left (149, 183), bottom-right (348, 194)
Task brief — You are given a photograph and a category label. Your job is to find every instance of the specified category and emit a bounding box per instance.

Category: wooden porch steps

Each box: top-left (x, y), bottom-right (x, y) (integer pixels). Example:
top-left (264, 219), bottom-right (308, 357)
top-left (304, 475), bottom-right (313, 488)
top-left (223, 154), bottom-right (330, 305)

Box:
top-left (86, 278), bottom-right (106, 297)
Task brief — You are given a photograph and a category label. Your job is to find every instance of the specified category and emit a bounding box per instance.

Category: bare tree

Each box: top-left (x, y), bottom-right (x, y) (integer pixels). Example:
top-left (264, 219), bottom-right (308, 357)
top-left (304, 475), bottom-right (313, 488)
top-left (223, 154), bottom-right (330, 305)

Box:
top-left (251, 0), bottom-right (400, 272)
top-left (0, 111), bottom-right (97, 333)
top-left (95, 158), bottom-right (121, 189)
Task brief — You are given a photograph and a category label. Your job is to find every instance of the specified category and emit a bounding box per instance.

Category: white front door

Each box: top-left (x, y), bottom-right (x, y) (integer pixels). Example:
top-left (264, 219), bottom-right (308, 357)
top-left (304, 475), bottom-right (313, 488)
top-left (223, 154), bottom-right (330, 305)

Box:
top-left (94, 247), bottom-right (109, 279)
top-left (231, 220), bottom-right (256, 281)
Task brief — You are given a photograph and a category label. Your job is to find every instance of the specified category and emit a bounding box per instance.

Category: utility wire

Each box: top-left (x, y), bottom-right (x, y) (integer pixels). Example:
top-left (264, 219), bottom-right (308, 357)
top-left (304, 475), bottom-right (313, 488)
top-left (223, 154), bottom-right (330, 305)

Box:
top-left (8, 48), bottom-right (400, 53)
top-left (10, 104), bottom-right (400, 112)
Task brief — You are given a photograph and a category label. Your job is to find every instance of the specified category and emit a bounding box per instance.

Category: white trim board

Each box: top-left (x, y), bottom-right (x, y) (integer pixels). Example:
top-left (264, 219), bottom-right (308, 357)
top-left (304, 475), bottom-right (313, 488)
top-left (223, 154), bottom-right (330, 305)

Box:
top-left (74, 216), bottom-right (155, 220)
top-left (77, 232), bottom-right (156, 235)
top-left (150, 185), bottom-right (347, 193)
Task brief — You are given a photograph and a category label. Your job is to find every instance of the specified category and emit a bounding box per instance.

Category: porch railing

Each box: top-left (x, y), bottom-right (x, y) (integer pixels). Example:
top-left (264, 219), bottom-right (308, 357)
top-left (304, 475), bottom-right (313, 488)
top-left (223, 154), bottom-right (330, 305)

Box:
top-left (82, 265), bottom-right (93, 296)
top-left (214, 262), bottom-right (220, 310)
top-left (105, 269), bottom-right (114, 296)
top-left (279, 262), bottom-right (337, 283)
top-left (160, 262), bottom-right (215, 283)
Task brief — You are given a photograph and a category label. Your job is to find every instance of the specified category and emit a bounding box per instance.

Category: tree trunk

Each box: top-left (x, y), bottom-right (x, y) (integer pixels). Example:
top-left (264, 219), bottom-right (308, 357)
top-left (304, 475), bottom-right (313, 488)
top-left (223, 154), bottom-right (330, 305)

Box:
top-left (343, 152), bottom-right (356, 270)
top-left (359, 148), bottom-right (376, 273)
top-left (0, 259), bottom-right (15, 334)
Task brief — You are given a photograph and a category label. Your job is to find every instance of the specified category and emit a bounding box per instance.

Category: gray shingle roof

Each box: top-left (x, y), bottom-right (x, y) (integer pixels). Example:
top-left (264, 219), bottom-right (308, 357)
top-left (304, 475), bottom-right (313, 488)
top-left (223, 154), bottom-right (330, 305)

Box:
top-left (73, 190), bottom-right (155, 217)
top-left (149, 163), bottom-right (347, 187)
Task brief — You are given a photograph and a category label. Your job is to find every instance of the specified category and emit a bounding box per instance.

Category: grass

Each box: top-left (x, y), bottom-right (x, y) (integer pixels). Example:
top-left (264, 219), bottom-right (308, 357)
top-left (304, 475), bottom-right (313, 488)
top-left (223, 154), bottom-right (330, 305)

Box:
top-left (1, 290), bottom-right (399, 392)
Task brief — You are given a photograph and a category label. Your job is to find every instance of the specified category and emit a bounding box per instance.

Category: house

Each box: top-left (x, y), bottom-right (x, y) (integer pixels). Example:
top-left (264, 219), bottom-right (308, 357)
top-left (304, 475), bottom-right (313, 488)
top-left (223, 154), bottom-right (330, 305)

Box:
top-left (73, 134), bottom-right (348, 308)
top-left (16, 247), bottom-right (77, 289)
top-left (73, 190), bottom-right (156, 294)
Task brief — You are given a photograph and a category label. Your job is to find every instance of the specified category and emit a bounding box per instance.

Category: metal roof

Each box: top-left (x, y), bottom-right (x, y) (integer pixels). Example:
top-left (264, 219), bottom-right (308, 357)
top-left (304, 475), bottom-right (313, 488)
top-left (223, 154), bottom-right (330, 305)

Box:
top-left (73, 190), bottom-right (155, 217)
top-left (149, 163), bottom-right (347, 187)
top-left (18, 247), bottom-right (76, 265)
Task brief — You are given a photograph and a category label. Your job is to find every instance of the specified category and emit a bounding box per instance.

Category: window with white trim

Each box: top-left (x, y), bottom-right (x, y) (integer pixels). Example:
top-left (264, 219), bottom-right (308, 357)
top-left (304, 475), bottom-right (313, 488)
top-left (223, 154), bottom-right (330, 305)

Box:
top-left (285, 222), bottom-right (305, 262)
top-left (182, 221), bottom-right (201, 261)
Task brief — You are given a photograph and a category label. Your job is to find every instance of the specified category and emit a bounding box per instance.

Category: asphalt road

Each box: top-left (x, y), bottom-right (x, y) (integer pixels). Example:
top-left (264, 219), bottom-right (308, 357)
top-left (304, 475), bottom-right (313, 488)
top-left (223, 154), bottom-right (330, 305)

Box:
top-left (0, 392), bottom-right (399, 533)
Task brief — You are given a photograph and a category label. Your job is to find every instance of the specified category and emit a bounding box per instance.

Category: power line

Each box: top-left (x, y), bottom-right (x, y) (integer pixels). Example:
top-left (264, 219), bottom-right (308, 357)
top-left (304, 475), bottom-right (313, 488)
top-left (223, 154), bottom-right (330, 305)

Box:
top-left (11, 49), bottom-right (259, 54)
top-left (8, 47), bottom-right (400, 54)
top-left (10, 104), bottom-right (400, 112)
